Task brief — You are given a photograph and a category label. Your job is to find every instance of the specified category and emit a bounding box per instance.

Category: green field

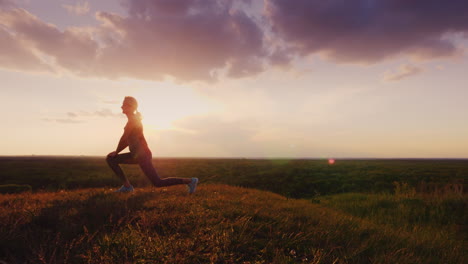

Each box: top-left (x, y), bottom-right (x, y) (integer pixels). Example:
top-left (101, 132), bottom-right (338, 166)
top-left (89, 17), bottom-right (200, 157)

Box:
top-left (0, 157), bottom-right (466, 263)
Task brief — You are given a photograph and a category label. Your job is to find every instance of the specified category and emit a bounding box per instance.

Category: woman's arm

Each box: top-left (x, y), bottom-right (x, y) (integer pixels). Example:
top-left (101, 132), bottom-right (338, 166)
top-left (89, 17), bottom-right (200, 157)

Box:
top-left (115, 132), bottom-right (129, 153)
top-left (108, 122), bottom-right (132, 157)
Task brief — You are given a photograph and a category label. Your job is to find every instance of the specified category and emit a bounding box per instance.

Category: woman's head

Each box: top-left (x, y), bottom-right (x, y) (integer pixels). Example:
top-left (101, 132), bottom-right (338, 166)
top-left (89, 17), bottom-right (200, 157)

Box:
top-left (121, 96), bottom-right (138, 115)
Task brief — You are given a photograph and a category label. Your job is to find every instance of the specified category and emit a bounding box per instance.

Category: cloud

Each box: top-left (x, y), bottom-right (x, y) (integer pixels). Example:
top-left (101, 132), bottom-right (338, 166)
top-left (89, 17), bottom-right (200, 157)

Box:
top-left (43, 108), bottom-right (121, 124)
top-left (0, 6), bottom-right (98, 73)
top-left (0, 1), bottom-right (52, 72)
top-left (0, 27), bottom-right (53, 72)
top-left (383, 64), bottom-right (423, 82)
top-left (69, 109), bottom-right (122, 118)
top-left (62, 1), bottom-right (90, 16)
top-left (93, 0), bottom-right (265, 81)
top-left (1, 0), bottom-right (467, 82)
top-left (42, 118), bottom-right (84, 124)
top-left (0, 0), bottom-right (265, 82)
top-left (265, 0), bottom-right (468, 64)
top-left (101, 99), bottom-right (121, 105)
top-left (267, 47), bottom-right (295, 68)
top-left (93, 109), bottom-right (122, 118)
top-left (67, 112), bottom-right (78, 118)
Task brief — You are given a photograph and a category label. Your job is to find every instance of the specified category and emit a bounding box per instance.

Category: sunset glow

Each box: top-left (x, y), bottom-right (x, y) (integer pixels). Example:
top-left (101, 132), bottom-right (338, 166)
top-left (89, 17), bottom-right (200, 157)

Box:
top-left (134, 85), bottom-right (220, 130)
top-left (1, 0), bottom-right (468, 158)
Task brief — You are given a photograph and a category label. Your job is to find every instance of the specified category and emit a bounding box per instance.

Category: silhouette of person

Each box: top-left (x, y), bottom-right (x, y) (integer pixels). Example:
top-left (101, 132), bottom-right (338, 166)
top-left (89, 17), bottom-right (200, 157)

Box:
top-left (107, 96), bottom-right (198, 193)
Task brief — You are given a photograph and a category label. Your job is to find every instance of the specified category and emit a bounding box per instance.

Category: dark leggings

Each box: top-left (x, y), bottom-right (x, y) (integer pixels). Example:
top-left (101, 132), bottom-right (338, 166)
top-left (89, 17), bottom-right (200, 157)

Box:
top-left (106, 152), bottom-right (185, 187)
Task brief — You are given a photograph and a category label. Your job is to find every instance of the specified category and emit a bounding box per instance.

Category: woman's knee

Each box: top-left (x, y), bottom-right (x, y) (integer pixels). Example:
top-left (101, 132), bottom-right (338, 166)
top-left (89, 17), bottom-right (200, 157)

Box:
top-left (142, 168), bottom-right (164, 187)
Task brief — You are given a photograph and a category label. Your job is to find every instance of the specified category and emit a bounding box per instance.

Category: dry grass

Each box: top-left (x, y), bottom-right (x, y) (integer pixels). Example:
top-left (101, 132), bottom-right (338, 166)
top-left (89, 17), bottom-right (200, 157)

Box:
top-left (0, 185), bottom-right (465, 264)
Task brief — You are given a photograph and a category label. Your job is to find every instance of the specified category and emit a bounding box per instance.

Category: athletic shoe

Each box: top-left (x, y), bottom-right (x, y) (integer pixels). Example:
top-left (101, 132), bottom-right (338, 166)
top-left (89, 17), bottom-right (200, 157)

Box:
top-left (115, 185), bottom-right (134, 193)
top-left (187, 178), bottom-right (198, 194)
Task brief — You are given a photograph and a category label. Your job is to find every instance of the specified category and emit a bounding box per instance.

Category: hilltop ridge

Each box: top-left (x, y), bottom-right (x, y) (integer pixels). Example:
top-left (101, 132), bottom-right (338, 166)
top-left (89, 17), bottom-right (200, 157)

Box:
top-left (0, 184), bottom-right (464, 263)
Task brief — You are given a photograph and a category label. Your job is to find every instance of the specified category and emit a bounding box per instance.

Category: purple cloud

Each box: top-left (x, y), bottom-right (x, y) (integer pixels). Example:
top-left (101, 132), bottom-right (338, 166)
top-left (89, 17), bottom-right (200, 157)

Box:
top-left (265, 0), bottom-right (468, 64)
top-left (0, 0), bottom-right (13, 8)
top-left (94, 0), bottom-right (264, 81)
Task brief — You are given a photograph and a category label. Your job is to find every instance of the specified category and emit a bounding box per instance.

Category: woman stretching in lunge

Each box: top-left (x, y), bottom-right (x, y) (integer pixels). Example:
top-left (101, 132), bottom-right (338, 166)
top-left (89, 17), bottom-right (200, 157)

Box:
top-left (107, 96), bottom-right (198, 193)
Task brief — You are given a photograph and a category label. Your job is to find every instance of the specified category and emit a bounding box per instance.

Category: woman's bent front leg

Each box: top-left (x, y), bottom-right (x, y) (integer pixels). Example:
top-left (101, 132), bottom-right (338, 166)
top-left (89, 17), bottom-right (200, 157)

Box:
top-left (106, 153), bottom-right (138, 184)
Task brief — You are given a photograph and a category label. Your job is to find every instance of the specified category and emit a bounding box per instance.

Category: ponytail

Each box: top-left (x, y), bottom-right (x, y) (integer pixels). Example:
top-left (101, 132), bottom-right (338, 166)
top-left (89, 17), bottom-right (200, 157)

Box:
top-left (135, 111), bottom-right (143, 120)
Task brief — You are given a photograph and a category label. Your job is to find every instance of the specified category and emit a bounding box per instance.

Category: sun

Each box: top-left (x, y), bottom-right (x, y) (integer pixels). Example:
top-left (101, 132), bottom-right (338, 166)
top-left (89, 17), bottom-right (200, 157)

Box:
top-left (133, 83), bottom-right (219, 130)
top-left (137, 95), bottom-right (187, 130)
top-left (140, 109), bottom-right (176, 130)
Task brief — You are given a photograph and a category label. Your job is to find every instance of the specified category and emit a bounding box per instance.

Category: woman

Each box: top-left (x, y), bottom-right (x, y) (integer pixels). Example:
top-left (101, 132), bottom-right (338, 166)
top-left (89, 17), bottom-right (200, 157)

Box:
top-left (106, 96), bottom-right (198, 193)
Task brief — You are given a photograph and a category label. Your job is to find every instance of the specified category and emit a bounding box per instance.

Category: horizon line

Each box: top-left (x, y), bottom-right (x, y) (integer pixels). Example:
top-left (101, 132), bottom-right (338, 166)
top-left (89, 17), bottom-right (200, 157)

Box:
top-left (1, 155), bottom-right (468, 160)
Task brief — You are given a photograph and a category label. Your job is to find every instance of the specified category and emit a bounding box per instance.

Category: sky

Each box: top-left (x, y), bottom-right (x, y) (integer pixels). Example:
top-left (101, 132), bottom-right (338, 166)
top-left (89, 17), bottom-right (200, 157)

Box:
top-left (1, 0), bottom-right (468, 158)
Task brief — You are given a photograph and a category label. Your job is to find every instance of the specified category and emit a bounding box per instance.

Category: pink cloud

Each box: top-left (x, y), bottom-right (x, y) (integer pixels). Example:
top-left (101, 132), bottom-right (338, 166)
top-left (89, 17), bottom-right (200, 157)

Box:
top-left (0, 27), bottom-right (51, 72)
top-left (0, 7), bottom-right (97, 74)
top-left (0, 0), bottom-right (264, 82)
top-left (383, 64), bottom-right (423, 82)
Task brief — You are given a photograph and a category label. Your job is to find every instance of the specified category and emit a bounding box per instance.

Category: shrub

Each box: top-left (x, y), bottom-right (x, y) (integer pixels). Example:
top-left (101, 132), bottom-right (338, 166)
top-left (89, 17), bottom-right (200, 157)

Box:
top-left (0, 184), bottom-right (32, 194)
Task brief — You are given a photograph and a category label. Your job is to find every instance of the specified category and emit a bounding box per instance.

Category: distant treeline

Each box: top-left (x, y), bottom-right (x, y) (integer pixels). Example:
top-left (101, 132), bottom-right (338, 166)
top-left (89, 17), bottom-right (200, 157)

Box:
top-left (0, 157), bottom-right (466, 198)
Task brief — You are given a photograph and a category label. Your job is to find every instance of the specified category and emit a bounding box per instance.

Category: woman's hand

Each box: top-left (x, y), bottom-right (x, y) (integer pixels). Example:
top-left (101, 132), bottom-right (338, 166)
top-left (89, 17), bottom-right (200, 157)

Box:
top-left (107, 151), bottom-right (117, 158)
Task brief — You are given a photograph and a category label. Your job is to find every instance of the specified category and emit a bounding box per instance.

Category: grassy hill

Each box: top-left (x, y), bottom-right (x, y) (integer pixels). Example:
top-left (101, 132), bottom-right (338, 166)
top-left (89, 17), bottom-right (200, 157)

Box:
top-left (1, 185), bottom-right (465, 264)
